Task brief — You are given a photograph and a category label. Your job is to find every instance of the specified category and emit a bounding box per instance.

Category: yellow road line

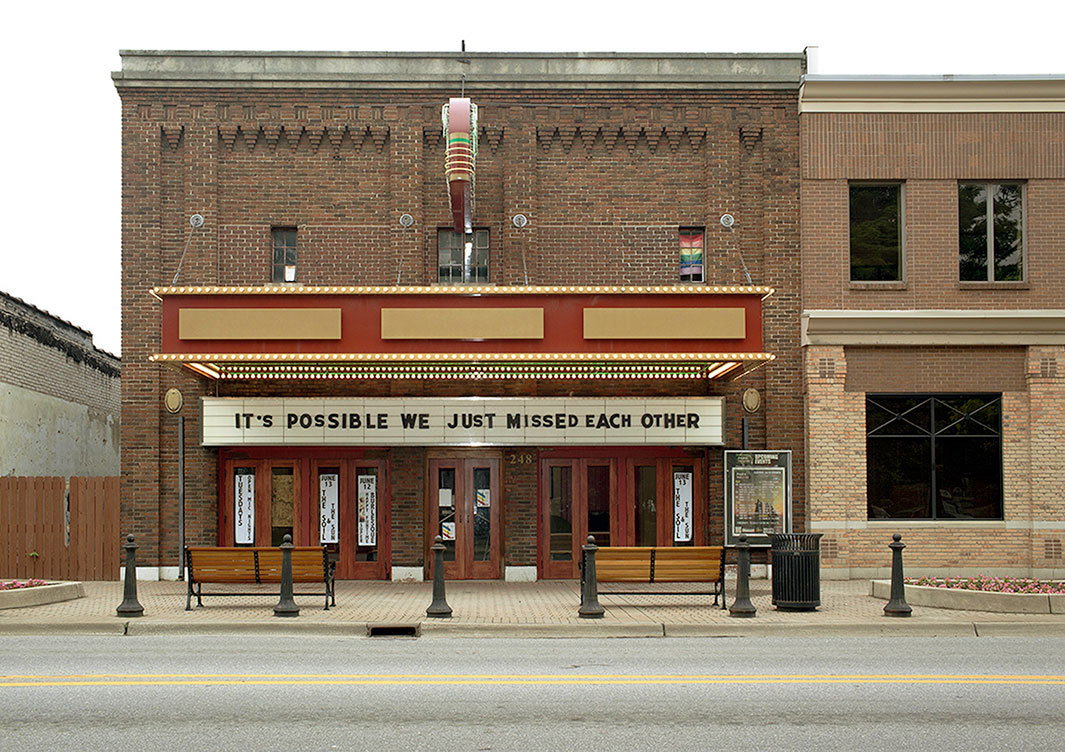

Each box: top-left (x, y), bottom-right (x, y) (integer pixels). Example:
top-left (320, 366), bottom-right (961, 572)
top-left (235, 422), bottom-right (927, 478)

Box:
top-left (4, 673), bottom-right (1060, 681)
top-left (1, 674), bottom-right (1063, 688)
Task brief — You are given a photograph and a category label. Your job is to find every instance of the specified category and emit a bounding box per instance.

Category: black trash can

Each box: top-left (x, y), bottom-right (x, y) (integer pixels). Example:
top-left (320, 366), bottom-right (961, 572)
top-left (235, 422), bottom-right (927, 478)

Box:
top-left (769, 533), bottom-right (822, 611)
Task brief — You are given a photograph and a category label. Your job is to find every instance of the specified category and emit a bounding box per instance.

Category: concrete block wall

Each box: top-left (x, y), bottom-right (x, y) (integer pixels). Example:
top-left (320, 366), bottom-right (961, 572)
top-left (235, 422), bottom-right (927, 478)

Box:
top-left (0, 292), bottom-right (120, 477)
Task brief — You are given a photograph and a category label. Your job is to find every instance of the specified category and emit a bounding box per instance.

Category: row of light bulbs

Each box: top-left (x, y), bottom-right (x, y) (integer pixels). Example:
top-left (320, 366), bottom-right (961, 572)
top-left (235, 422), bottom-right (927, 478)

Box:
top-left (152, 284), bottom-right (774, 296)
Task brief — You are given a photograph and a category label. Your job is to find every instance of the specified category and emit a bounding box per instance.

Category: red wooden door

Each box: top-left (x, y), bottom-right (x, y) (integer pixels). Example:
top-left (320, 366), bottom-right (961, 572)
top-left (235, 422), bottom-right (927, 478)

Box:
top-left (541, 458), bottom-right (617, 579)
top-left (429, 457), bottom-right (501, 579)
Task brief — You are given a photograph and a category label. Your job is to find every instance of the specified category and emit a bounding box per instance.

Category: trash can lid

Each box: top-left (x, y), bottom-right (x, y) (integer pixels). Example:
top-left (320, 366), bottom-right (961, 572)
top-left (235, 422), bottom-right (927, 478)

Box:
top-left (768, 533), bottom-right (823, 550)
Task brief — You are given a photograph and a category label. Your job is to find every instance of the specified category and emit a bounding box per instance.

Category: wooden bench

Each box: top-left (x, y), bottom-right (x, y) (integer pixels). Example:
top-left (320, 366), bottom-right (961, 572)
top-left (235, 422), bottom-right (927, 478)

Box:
top-left (184, 546), bottom-right (336, 611)
top-left (582, 546), bottom-right (727, 610)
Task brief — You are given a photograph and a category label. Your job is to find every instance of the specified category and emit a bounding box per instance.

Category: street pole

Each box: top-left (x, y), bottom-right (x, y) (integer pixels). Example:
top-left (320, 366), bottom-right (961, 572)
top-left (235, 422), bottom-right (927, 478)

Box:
top-left (178, 415), bottom-right (185, 581)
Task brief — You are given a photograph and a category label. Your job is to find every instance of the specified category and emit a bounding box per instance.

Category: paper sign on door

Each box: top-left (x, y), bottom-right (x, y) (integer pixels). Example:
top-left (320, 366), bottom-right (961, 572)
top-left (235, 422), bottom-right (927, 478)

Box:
top-left (319, 472), bottom-right (339, 544)
top-left (673, 471), bottom-right (693, 543)
top-left (234, 470), bottom-right (255, 544)
top-left (357, 475), bottom-right (377, 547)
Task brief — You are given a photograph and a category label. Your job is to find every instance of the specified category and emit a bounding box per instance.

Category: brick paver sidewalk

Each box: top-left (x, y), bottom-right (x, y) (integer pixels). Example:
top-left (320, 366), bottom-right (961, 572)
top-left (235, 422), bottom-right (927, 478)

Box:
top-left (2, 577), bottom-right (1063, 636)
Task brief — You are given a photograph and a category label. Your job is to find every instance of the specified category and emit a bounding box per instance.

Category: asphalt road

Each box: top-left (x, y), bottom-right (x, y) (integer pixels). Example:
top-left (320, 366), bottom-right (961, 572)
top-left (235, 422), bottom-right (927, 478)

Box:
top-left (1, 635), bottom-right (1063, 751)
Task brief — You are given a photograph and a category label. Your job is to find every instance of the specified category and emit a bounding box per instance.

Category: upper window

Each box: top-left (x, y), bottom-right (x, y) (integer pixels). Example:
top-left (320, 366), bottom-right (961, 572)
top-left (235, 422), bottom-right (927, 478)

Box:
top-left (679, 228), bottom-right (705, 283)
top-left (866, 394), bottom-right (1003, 521)
top-left (271, 228), bottom-right (297, 283)
top-left (959, 182), bottom-right (1024, 282)
top-left (849, 184), bottom-right (902, 281)
top-left (438, 229), bottom-right (489, 284)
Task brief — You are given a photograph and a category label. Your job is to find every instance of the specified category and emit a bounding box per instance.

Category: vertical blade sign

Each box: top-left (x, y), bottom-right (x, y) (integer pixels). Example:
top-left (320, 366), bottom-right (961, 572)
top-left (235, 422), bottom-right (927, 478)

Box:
top-left (442, 98), bottom-right (477, 234)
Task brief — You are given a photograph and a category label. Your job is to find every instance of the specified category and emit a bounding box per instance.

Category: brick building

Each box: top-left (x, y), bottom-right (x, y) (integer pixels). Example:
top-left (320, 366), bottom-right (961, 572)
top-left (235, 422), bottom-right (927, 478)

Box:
top-left (800, 76), bottom-right (1065, 578)
top-left (1, 291), bottom-right (120, 478)
top-left (113, 51), bottom-right (806, 579)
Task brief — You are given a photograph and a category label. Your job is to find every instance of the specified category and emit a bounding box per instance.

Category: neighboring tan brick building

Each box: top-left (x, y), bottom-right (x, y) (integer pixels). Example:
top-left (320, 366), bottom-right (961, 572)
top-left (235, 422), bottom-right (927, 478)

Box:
top-left (800, 76), bottom-right (1065, 578)
top-left (113, 51), bottom-right (806, 579)
top-left (0, 291), bottom-right (120, 477)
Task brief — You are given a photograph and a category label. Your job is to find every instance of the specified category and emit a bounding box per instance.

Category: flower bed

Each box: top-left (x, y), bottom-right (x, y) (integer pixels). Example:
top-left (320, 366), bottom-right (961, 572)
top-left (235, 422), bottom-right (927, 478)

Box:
top-left (0, 580), bottom-right (84, 610)
top-left (0, 579), bottom-right (49, 591)
top-left (873, 577), bottom-right (1065, 613)
top-left (905, 576), bottom-right (1065, 595)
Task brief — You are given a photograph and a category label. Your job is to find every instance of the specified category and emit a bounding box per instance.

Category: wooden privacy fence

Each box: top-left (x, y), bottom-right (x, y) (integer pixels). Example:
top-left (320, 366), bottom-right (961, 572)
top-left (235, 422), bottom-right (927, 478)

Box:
top-left (0, 476), bottom-right (120, 581)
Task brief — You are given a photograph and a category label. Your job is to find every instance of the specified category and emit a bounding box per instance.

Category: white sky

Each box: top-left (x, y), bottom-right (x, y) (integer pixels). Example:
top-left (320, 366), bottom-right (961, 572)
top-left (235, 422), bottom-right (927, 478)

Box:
top-left (3, 0), bottom-right (1062, 357)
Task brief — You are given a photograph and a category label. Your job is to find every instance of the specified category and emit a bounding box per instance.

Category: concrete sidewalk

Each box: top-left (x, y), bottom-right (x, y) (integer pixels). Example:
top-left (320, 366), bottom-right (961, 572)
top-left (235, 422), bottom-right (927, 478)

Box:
top-left (2, 578), bottom-right (1063, 637)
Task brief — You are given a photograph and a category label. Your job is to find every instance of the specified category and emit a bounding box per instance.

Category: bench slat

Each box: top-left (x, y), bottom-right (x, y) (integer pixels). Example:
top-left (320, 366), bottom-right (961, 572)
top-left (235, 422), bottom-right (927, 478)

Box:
top-left (594, 546), bottom-right (724, 584)
top-left (653, 547), bottom-right (724, 583)
top-left (595, 548), bottom-right (655, 583)
top-left (186, 547), bottom-right (330, 585)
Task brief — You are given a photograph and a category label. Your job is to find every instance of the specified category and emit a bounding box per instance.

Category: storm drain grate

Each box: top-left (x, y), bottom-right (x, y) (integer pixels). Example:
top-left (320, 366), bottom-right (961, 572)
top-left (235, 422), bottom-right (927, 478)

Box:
top-left (367, 624), bottom-right (420, 638)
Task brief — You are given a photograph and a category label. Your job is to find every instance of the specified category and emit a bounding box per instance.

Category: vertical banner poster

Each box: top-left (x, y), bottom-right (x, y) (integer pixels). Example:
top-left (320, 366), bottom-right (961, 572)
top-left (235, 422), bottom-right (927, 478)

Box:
top-left (357, 475), bottom-right (377, 547)
top-left (234, 469), bottom-right (255, 544)
top-left (724, 450), bottom-right (792, 547)
top-left (673, 471), bottom-right (693, 543)
top-left (319, 472), bottom-right (339, 544)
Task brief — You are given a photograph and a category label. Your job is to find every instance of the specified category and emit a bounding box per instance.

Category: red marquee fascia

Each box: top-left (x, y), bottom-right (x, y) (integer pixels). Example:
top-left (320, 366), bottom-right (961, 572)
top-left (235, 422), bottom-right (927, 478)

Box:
top-left (153, 286), bottom-right (769, 357)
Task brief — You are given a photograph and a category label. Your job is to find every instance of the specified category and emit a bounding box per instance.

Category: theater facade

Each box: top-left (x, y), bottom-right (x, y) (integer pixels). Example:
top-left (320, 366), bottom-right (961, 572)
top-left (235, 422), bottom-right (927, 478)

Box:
top-left (114, 51), bottom-right (805, 579)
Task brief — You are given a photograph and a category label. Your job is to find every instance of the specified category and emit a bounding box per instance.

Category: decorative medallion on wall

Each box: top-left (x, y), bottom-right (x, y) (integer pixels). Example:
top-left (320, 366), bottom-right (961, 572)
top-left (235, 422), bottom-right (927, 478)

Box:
top-left (164, 388), bottom-right (184, 414)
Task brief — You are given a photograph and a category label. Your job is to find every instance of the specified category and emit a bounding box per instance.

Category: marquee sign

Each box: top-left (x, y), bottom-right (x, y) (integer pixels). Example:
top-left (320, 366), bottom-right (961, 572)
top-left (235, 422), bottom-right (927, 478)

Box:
top-left (202, 397), bottom-right (724, 447)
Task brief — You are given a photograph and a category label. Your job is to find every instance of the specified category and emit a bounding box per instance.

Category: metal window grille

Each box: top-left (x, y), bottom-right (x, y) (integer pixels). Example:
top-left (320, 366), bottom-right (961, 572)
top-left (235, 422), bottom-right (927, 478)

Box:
top-left (866, 394), bottom-right (1003, 521)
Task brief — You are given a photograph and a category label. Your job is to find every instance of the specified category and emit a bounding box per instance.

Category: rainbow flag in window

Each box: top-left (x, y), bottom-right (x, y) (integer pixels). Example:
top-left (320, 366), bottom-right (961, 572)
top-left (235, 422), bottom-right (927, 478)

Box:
top-left (680, 230), bottom-right (704, 281)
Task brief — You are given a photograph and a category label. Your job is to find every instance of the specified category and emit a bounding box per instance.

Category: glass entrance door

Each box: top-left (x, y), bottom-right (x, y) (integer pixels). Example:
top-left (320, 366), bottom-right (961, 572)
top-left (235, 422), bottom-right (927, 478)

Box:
top-left (429, 458), bottom-right (501, 579)
top-left (624, 458), bottom-right (703, 547)
top-left (311, 459), bottom-right (387, 580)
top-left (221, 455), bottom-right (389, 580)
top-left (541, 459), bottom-right (617, 579)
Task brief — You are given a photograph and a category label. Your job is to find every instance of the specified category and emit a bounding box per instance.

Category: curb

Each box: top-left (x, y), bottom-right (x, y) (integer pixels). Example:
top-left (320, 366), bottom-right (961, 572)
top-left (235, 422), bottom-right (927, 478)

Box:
top-left (662, 621), bottom-right (980, 638)
top-left (125, 620), bottom-right (371, 636)
top-left (0, 618), bottom-right (1062, 638)
top-left (973, 621), bottom-right (1065, 637)
top-left (0, 620), bottom-right (125, 636)
top-left (418, 622), bottom-right (665, 638)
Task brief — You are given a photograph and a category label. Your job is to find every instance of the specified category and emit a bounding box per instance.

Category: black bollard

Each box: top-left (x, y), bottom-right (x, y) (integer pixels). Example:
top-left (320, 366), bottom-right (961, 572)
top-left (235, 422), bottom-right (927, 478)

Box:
top-left (274, 534), bottom-right (300, 617)
top-left (578, 535), bottom-right (605, 619)
top-left (426, 535), bottom-right (452, 618)
top-left (116, 534), bottom-right (144, 617)
top-left (883, 533), bottom-right (912, 617)
top-left (729, 535), bottom-right (757, 618)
